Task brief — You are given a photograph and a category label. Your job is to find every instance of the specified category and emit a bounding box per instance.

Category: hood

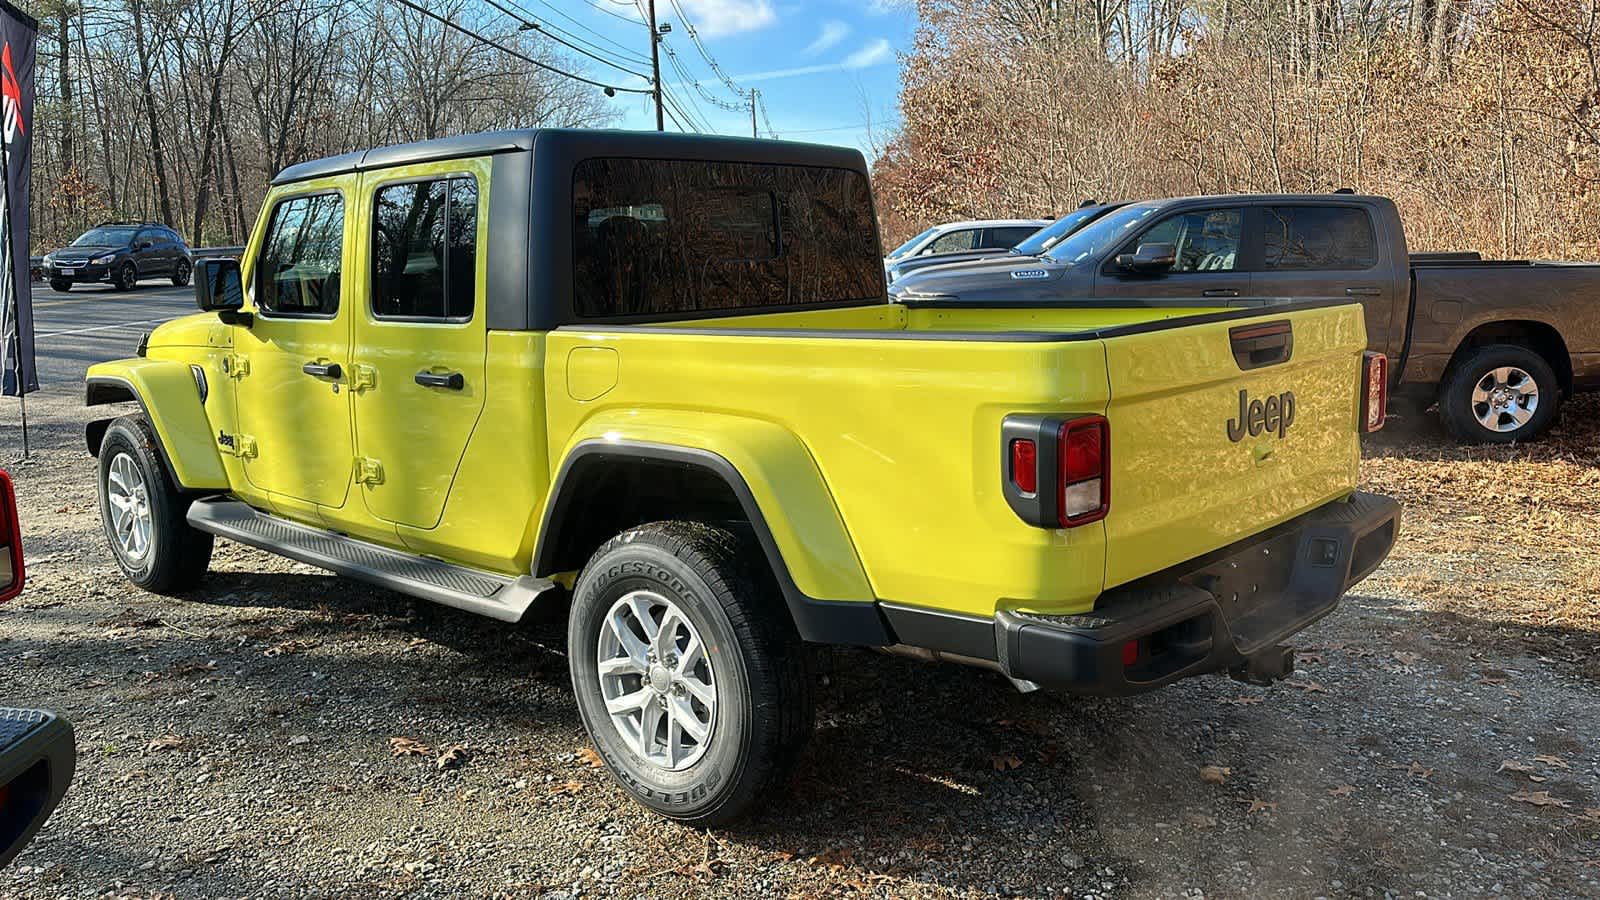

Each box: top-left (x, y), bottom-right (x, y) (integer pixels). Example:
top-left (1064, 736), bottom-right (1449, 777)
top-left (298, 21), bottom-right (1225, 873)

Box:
top-left (887, 248), bottom-right (1011, 280)
top-left (888, 254), bottom-right (1093, 304)
top-left (51, 244), bottom-right (124, 259)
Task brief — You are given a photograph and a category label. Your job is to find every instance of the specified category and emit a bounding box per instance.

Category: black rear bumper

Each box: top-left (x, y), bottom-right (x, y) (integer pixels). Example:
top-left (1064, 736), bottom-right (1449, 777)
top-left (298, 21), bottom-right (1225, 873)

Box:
top-left (995, 491), bottom-right (1400, 696)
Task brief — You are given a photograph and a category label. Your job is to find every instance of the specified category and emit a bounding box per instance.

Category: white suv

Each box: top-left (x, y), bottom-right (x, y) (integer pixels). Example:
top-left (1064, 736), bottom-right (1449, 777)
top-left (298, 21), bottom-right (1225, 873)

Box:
top-left (883, 219), bottom-right (1049, 275)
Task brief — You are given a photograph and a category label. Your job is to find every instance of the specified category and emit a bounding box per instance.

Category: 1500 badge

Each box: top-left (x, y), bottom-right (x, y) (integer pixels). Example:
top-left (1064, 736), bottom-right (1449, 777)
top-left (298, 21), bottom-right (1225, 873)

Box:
top-left (1010, 268), bottom-right (1048, 280)
top-left (1227, 389), bottom-right (1296, 441)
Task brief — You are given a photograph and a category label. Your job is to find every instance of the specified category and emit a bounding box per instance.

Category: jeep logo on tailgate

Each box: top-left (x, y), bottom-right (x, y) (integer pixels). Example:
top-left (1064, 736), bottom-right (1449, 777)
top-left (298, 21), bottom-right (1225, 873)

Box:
top-left (1227, 389), bottom-right (1296, 442)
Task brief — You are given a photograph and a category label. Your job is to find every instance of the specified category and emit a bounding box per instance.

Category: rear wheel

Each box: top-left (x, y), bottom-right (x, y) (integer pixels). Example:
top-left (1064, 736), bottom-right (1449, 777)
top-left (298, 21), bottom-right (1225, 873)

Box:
top-left (1439, 344), bottom-right (1559, 443)
top-left (171, 258), bottom-right (192, 287)
top-left (48, 279), bottom-right (70, 293)
top-left (567, 521), bottom-right (812, 826)
top-left (96, 415), bottom-right (213, 592)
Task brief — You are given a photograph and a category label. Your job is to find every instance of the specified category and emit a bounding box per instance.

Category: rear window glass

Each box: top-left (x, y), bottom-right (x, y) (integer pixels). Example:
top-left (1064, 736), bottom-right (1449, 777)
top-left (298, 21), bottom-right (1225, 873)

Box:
top-left (572, 158), bottom-right (880, 318)
top-left (986, 226), bottom-right (1039, 248)
top-left (1262, 206), bottom-right (1377, 270)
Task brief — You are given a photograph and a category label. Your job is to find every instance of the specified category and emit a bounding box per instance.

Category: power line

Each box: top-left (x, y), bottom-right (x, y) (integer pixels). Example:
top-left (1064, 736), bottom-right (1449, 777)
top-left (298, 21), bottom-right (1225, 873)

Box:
top-left (482, 0), bottom-right (650, 78)
top-left (522, 0), bottom-right (653, 64)
top-left (581, 0), bottom-right (645, 26)
top-left (387, 0), bottom-right (652, 94)
top-left (664, 0), bottom-right (748, 100)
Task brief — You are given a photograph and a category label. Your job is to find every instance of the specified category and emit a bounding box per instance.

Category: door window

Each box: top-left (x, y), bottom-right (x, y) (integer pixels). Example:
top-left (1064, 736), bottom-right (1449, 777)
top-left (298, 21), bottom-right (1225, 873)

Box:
top-left (371, 176), bottom-right (479, 320)
top-left (1262, 206), bottom-right (1377, 270)
top-left (924, 229), bottom-right (980, 254)
top-left (254, 193), bottom-right (345, 316)
top-left (1132, 209), bottom-right (1243, 272)
top-left (984, 226), bottom-right (1039, 249)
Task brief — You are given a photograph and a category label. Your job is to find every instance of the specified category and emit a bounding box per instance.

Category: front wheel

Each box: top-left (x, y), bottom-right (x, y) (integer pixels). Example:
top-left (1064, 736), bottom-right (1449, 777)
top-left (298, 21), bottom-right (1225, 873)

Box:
top-left (171, 258), bottom-right (192, 287)
top-left (113, 262), bottom-right (138, 291)
top-left (1438, 344), bottom-right (1560, 443)
top-left (567, 521), bottom-right (812, 827)
top-left (48, 279), bottom-right (70, 293)
top-left (96, 415), bottom-right (213, 592)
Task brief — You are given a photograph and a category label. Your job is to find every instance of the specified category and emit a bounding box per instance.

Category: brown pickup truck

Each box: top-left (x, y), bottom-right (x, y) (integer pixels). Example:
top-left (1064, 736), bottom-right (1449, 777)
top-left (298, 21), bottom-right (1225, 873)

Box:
top-left (888, 194), bottom-right (1600, 442)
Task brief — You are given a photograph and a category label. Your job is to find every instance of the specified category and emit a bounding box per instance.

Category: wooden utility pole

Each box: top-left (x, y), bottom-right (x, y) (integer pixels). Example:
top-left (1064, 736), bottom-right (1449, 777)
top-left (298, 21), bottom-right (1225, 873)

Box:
top-left (647, 0), bottom-right (663, 131)
top-left (749, 89), bottom-right (757, 138)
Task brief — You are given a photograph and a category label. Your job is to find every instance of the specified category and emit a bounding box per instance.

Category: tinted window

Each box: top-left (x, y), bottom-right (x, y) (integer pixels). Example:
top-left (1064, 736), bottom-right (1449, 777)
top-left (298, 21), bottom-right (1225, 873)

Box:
top-left (1133, 208), bottom-right (1243, 272)
top-left (925, 229), bottom-right (979, 254)
top-left (986, 226), bottom-right (1039, 249)
top-left (1014, 207), bottom-right (1110, 256)
top-left (255, 193), bottom-right (344, 316)
top-left (72, 226), bottom-right (137, 246)
top-left (1262, 206), bottom-right (1377, 270)
top-left (573, 158), bottom-right (880, 318)
top-left (371, 176), bottom-right (478, 320)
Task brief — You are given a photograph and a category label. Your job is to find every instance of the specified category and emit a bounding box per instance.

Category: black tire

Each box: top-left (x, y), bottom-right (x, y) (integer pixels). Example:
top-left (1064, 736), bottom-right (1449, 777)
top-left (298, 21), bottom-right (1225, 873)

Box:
top-left (113, 261), bottom-right (137, 291)
top-left (568, 521), bottom-right (812, 827)
top-left (48, 279), bottom-right (70, 293)
top-left (1438, 344), bottom-right (1560, 444)
top-left (171, 258), bottom-right (192, 287)
top-left (96, 415), bottom-right (213, 593)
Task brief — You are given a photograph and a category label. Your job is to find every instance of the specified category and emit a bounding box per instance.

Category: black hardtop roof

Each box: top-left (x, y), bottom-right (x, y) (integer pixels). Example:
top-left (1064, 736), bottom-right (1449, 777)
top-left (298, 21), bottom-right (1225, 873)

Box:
top-left (271, 128), bottom-right (870, 186)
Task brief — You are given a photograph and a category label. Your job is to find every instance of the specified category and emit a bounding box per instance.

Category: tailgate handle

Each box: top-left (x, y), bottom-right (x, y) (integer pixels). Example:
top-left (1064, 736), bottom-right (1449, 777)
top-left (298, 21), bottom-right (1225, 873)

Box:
top-left (1229, 320), bottom-right (1293, 370)
top-left (1202, 288), bottom-right (1240, 298)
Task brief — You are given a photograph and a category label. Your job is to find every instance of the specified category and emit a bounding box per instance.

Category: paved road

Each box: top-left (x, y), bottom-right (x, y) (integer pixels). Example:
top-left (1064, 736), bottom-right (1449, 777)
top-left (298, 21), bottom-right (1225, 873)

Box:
top-left (26, 280), bottom-right (194, 388)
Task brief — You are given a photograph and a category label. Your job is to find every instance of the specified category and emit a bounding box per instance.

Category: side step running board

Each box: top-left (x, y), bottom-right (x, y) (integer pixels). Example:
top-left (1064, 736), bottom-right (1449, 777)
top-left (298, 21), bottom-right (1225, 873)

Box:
top-left (187, 498), bottom-right (556, 623)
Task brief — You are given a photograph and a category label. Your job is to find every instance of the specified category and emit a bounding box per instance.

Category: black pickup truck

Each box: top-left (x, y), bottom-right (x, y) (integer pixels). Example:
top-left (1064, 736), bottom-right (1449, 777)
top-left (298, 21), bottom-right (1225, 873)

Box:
top-left (889, 194), bottom-right (1600, 442)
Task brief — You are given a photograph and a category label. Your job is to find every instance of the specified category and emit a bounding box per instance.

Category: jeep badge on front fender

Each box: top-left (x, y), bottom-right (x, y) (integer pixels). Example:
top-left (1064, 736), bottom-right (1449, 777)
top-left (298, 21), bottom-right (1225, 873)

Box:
top-left (1227, 389), bottom-right (1296, 442)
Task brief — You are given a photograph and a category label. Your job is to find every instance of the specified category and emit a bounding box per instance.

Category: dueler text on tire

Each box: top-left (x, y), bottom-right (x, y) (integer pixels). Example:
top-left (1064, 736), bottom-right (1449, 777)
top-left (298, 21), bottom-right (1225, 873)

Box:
top-left (1438, 344), bottom-right (1560, 444)
top-left (567, 520), bottom-right (812, 827)
top-left (96, 415), bottom-right (214, 593)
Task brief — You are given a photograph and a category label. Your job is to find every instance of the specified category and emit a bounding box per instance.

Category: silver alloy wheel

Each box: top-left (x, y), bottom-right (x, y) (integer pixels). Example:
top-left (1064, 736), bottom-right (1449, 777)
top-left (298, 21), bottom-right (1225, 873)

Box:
top-left (106, 452), bottom-right (154, 561)
top-left (596, 589), bottom-right (717, 771)
top-left (1471, 365), bottom-right (1540, 433)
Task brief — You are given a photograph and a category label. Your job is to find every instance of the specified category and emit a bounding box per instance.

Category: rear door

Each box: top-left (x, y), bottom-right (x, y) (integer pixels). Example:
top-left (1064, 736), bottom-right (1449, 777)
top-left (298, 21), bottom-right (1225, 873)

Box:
top-left (1093, 206), bottom-right (1252, 303)
top-left (1098, 304), bottom-right (1364, 588)
top-left (349, 162), bottom-right (489, 530)
top-left (1248, 204), bottom-right (1397, 355)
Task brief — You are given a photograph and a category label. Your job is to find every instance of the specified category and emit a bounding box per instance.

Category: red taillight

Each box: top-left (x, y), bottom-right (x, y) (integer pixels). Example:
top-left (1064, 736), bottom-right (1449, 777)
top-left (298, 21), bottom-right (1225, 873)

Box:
top-left (1010, 439), bottom-right (1038, 494)
top-left (1057, 415), bottom-right (1109, 526)
top-left (1361, 351), bottom-right (1388, 433)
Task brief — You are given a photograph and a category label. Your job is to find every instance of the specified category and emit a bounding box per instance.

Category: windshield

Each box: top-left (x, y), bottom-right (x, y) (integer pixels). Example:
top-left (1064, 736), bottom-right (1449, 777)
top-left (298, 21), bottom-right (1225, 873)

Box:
top-left (72, 227), bottom-right (138, 247)
top-left (1044, 204), bottom-right (1163, 265)
top-left (1013, 207), bottom-right (1111, 256)
top-left (886, 227), bottom-right (937, 260)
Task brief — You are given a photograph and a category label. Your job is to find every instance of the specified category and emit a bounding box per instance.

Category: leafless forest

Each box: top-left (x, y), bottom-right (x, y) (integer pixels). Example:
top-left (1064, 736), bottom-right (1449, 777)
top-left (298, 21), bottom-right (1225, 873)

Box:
top-left (25, 0), bottom-right (614, 249)
top-left (873, 0), bottom-right (1600, 259)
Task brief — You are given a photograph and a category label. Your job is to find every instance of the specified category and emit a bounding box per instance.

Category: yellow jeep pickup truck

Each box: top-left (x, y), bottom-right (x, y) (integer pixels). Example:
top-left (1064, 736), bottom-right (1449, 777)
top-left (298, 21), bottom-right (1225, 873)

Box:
top-left (85, 129), bottom-right (1398, 825)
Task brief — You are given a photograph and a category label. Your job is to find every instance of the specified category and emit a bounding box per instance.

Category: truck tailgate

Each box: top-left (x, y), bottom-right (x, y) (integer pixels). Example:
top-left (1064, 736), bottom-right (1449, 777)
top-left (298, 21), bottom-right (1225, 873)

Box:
top-left (1100, 304), bottom-right (1365, 589)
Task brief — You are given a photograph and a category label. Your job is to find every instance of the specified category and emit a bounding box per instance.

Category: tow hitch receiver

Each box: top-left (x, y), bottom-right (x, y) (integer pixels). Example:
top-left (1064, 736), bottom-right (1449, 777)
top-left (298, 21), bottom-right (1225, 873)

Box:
top-left (1230, 645), bottom-right (1295, 686)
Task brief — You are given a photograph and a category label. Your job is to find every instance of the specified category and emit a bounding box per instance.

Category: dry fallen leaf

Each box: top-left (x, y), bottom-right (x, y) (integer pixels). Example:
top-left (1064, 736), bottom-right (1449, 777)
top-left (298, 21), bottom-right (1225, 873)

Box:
top-left (1533, 755), bottom-right (1571, 770)
top-left (1185, 813), bottom-right (1218, 829)
top-left (1510, 790), bottom-right (1571, 809)
top-left (1327, 784), bottom-right (1357, 798)
top-left (389, 736), bottom-right (431, 757)
top-left (1579, 808), bottom-right (1600, 823)
top-left (1238, 798), bottom-right (1277, 813)
top-left (170, 659), bottom-right (218, 675)
top-left (146, 734), bottom-right (185, 753)
top-left (265, 639), bottom-right (316, 658)
top-left (435, 745), bottom-right (470, 770)
top-left (1199, 765), bottom-right (1231, 785)
top-left (808, 848), bottom-right (854, 872)
top-left (1391, 651), bottom-right (1421, 667)
top-left (1499, 759), bottom-right (1537, 775)
top-left (990, 753), bottom-right (1023, 772)
top-left (1406, 761), bottom-right (1435, 780)
top-left (1289, 680), bottom-right (1328, 693)
top-left (1218, 696), bottom-right (1264, 706)
top-left (1477, 669), bottom-right (1510, 685)
top-left (548, 780), bottom-right (585, 795)
top-left (576, 747), bottom-right (604, 769)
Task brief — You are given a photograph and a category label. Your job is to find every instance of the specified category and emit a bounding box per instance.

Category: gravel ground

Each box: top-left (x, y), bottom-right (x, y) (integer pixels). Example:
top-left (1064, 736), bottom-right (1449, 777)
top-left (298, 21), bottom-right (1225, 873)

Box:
top-left (1, 385), bottom-right (1597, 899)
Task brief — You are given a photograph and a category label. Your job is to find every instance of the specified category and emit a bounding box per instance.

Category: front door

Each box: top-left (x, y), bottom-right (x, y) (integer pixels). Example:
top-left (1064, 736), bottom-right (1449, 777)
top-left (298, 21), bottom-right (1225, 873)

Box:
top-left (350, 165), bottom-right (489, 530)
top-left (1093, 206), bottom-right (1251, 304)
top-left (1249, 204), bottom-right (1399, 357)
top-left (232, 188), bottom-right (355, 513)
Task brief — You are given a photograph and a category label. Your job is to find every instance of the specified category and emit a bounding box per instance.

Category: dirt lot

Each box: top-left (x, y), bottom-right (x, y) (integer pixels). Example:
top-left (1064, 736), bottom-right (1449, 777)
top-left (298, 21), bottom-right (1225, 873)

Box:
top-left (1, 385), bottom-right (1597, 899)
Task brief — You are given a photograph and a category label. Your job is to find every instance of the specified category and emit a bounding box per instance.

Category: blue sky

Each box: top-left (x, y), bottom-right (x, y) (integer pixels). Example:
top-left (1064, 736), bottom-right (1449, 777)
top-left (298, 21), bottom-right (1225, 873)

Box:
top-left (523, 0), bottom-right (916, 157)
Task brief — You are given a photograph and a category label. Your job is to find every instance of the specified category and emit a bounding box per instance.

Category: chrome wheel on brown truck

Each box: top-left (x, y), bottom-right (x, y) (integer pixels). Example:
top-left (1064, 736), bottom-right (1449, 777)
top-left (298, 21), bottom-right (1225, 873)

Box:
top-left (1439, 344), bottom-right (1559, 443)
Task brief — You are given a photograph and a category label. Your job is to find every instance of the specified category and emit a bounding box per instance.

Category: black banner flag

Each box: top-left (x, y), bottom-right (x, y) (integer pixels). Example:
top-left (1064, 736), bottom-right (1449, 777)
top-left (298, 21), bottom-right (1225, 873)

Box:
top-left (0, 0), bottom-right (34, 397)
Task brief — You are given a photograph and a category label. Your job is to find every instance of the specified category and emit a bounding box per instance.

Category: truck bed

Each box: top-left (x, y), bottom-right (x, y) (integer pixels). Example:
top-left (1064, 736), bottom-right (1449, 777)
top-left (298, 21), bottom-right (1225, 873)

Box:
top-left (549, 299), bottom-right (1366, 620)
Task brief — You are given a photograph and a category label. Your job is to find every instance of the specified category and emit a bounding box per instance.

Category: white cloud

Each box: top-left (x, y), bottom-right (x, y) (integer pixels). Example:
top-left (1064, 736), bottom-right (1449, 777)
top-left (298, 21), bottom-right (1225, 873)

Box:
top-left (803, 20), bottom-right (851, 57)
top-left (843, 38), bottom-right (893, 69)
top-left (865, 0), bottom-right (906, 13)
top-left (674, 0), bottom-right (777, 37)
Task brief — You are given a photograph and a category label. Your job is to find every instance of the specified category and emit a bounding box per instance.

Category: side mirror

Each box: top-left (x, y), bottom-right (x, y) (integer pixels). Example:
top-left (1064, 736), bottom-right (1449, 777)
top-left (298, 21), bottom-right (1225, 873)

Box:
top-left (195, 257), bottom-right (250, 326)
top-left (0, 469), bottom-right (21, 604)
top-left (0, 707), bottom-right (76, 868)
top-left (1115, 242), bottom-right (1177, 274)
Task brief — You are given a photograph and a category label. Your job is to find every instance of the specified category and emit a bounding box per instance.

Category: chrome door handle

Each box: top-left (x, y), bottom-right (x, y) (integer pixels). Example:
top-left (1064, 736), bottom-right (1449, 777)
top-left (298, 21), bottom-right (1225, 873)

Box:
top-left (1202, 288), bottom-right (1240, 298)
top-left (1345, 287), bottom-right (1382, 296)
